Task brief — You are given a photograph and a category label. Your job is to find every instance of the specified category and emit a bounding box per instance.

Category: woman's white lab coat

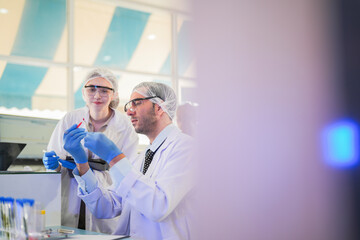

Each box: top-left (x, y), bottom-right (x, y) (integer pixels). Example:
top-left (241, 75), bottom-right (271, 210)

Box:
top-left (79, 125), bottom-right (195, 240)
top-left (47, 107), bottom-right (139, 234)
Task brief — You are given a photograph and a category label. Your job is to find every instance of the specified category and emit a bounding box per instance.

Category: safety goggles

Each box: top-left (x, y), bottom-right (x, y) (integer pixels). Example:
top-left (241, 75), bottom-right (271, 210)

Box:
top-left (84, 85), bottom-right (114, 97)
top-left (124, 96), bottom-right (163, 112)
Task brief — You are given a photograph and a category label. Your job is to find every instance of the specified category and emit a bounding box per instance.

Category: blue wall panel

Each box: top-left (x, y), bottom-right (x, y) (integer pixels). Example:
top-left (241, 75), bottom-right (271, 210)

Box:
top-left (0, 64), bottom-right (48, 108)
top-left (94, 7), bottom-right (150, 68)
top-left (0, 0), bottom-right (66, 109)
top-left (12, 0), bottom-right (66, 59)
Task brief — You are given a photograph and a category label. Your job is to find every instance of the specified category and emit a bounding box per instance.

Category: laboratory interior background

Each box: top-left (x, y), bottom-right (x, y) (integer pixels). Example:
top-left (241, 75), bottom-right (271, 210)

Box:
top-left (0, 0), bottom-right (195, 162)
top-left (2, 0), bottom-right (360, 239)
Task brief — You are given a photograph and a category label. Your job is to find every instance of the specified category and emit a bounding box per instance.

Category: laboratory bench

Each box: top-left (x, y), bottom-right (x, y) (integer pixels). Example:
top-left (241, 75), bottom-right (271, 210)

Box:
top-left (0, 171), bottom-right (132, 239)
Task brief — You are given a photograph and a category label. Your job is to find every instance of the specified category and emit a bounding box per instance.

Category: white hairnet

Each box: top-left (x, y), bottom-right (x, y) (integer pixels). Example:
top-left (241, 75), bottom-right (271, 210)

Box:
top-left (82, 68), bottom-right (119, 108)
top-left (133, 82), bottom-right (177, 120)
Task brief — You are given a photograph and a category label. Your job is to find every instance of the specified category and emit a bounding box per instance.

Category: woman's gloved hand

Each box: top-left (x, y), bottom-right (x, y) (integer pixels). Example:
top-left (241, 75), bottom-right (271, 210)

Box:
top-left (84, 132), bottom-right (123, 163)
top-left (42, 151), bottom-right (60, 170)
top-left (63, 124), bottom-right (88, 164)
top-left (59, 159), bottom-right (76, 170)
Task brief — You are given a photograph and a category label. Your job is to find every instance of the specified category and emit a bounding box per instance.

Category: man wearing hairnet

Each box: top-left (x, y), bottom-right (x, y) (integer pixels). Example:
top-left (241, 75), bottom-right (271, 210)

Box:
top-left (63, 82), bottom-right (195, 239)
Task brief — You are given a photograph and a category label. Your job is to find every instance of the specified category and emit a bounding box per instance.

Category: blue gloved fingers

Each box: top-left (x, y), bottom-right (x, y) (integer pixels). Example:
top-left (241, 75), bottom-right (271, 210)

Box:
top-left (64, 127), bottom-right (85, 140)
top-left (63, 125), bottom-right (85, 142)
top-left (43, 157), bottom-right (59, 165)
top-left (64, 123), bottom-right (79, 135)
top-left (46, 161), bottom-right (59, 170)
top-left (43, 159), bottom-right (52, 169)
top-left (42, 153), bottom-right (59, 170)
top-left (68, 131), bottom-right (87, 143)
top-left (84, 132), bottom-right (122, 163)
top-left (45, 151), bottom-right (57, 157)
top-left (63, 129), bottom-right (87, 147)
top-left (59, 159), bottom-right (76, 170)
top-left (43, 156), bottom-right (59, 163)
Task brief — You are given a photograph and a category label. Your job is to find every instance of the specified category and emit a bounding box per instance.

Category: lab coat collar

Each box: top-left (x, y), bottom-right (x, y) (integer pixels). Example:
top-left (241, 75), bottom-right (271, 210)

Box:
top-left (148, 124), bottom-right (176, 152)
top-left (144, 125), bottom-right (183, 177)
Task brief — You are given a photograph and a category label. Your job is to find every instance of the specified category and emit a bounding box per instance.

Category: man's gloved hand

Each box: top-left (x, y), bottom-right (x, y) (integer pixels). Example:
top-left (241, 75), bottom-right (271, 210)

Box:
top-left (59, 159), bottom-right (76, 170)
top-left (42, 151), bottom-right (60, 170)
top-left (84, 132), bottom-right (123, 163)
top-left (63, 124), bottom-right (88, 164)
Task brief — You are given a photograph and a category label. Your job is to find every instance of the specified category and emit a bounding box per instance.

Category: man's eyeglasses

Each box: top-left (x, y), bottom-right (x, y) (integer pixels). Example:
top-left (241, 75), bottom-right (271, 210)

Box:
top-left (124, 96), bottom-right (163, 112)
top-left (84, 85), bottom-right (114, 97)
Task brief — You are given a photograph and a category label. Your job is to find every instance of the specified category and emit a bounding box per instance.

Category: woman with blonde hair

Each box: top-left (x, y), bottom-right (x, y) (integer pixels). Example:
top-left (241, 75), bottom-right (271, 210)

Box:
top-left (42, 68), bottom-right (138, 234)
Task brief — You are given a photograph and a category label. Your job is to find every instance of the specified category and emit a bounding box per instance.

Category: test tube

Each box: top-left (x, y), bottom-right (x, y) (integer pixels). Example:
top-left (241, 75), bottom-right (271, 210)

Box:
top-left (15, 199), bottom-right (26, 240)
top-left (22, 198), bottom-right (38, 239)
top-left (0, 197), bottom-right (4, 238)
top-left (34, 202), bottom-right (46, 233)
top-left (76, 121), bottom-right (83, 128)
top-left (2, 197), bottom-right (15, 239)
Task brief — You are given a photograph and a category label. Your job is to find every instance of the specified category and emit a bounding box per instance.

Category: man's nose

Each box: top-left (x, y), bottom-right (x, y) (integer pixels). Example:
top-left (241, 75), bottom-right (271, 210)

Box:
top-left (126, 108), bottom-right (135, 116)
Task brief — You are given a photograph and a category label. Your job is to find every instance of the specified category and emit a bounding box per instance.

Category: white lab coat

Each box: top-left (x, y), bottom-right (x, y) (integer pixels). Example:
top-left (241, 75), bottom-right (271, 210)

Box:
top-left (79, 125), bottom-right (195, 240)
top-left (47, 106), bottom-right (139, 234)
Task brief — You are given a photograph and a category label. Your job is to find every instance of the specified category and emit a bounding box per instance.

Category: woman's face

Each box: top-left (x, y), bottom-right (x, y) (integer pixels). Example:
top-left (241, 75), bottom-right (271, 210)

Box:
top-left (83, 77), bottom-right (114, 111)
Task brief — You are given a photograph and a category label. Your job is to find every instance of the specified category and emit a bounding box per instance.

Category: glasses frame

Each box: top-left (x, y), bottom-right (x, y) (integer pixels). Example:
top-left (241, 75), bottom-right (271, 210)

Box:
top-left (124, 96), bottom-right (163, 112)
top-left (84, 85), bottom-right (115, 97)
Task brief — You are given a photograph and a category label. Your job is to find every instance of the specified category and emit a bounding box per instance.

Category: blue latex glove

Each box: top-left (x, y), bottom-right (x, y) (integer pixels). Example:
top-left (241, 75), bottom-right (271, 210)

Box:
top-left (84, 132), bottom-right (123, 163)
top-left (63, 124), bottom-right (88, 164)
top-left (42, 151), bottom-right (59, 170)
top-left (59, 159), bottom-right (76, 170)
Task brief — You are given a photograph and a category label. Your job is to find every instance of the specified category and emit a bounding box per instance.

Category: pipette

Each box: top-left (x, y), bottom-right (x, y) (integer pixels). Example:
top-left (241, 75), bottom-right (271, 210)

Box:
top-left (76, 121), bottom-right (83, 128)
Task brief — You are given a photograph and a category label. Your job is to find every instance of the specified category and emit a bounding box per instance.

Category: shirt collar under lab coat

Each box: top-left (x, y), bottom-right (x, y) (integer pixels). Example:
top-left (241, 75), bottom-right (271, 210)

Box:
top-left (84, 105), bottom-right (115, 132)
top-left (147, 124), bottom-right (175, 152)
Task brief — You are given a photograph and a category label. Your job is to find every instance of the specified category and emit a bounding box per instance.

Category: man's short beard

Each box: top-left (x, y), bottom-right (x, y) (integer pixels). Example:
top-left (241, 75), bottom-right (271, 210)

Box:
top-left (136, 104), bottom-right (157, 135)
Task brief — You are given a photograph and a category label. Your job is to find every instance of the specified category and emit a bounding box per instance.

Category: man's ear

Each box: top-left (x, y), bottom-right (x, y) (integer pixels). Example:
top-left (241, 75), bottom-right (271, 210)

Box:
top-left (155, 104), bottom-right (164, 116)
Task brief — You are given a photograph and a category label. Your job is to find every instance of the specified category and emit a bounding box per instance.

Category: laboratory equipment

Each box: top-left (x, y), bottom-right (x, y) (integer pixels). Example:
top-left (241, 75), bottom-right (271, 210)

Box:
top-left (1, 197), bottom-right (47, 239)
top-left (0, 143), bottom-right (26, 171)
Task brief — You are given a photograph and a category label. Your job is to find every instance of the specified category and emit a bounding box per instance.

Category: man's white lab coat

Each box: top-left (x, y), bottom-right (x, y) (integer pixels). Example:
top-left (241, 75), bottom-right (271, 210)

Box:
top-left (78, 125), bottom-right (195, 240)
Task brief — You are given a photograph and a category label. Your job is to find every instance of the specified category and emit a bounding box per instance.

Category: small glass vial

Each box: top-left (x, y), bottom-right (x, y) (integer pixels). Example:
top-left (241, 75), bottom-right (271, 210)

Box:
top-left (37, 209), bottom-right (46, 232)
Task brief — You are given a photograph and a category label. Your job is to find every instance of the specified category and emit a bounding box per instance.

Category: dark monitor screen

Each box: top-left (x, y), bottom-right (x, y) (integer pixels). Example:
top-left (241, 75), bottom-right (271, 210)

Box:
top-left (0, 142), bottom-right (26, 171)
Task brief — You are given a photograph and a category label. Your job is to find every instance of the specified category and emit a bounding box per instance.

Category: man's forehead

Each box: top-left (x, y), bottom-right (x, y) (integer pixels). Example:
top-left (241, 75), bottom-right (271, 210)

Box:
top-left (130, 91), bottom-right (145, 100)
